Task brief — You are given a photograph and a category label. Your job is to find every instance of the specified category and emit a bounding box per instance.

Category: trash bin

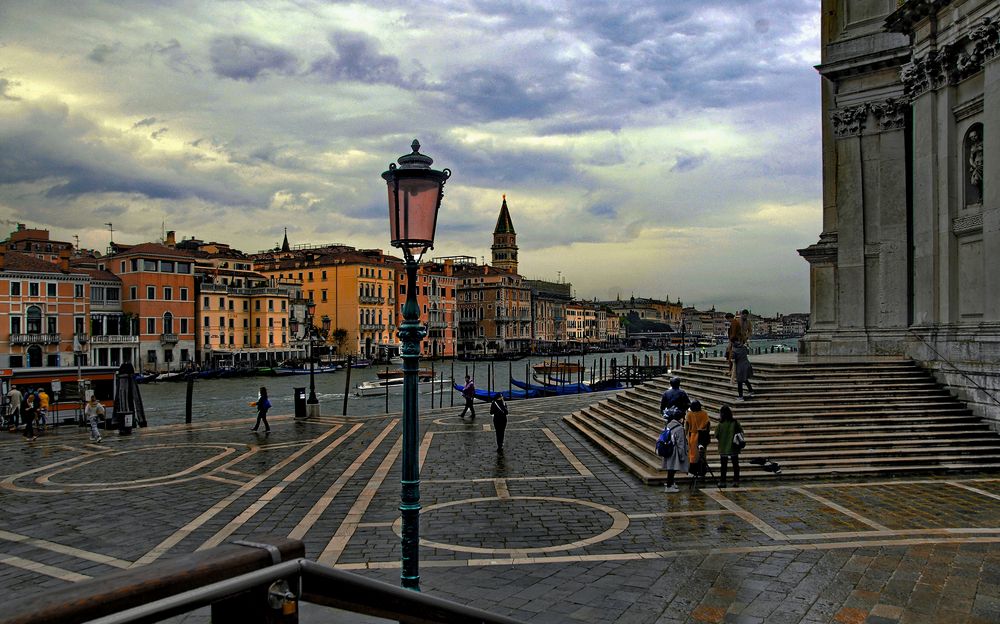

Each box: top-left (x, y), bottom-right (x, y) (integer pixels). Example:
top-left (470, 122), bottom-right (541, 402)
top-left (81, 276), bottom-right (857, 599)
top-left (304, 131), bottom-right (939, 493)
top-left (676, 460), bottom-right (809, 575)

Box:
top-left (294, 387), bottom-right (307, 419)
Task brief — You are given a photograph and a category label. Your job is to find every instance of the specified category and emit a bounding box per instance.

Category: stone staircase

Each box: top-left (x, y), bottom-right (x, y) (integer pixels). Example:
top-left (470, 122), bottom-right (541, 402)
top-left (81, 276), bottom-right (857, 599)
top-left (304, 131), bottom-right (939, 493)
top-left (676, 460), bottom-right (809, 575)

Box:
top-left (564, 356), bottom-right (1000, 483)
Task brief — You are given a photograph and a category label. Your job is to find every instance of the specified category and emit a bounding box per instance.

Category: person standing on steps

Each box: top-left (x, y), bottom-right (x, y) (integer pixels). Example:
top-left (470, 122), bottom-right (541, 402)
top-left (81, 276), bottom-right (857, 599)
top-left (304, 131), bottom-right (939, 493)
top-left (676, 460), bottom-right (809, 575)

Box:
top-left (716, 405), bottom-right (744, 488)
top-left (685, 399), bottom-right (711, 465)
top-left (738, 309), bottom-right (753, 345)
top-left (84, 395), bottom-right (105, 443)
top-left (490, 393), bottom-right (509, 453)
top-left (726, 312), bottom-right (741, 374)
top-left (459, 376), bottom-right (476, 421)
top-left (660, 377), bottom-right (690, 417)
top-left (661, 407), bottom-right (689, 493)
top-left (251, 386), bottom-right (271, 433)
top-left (732, 342), bottom-right (754, 401)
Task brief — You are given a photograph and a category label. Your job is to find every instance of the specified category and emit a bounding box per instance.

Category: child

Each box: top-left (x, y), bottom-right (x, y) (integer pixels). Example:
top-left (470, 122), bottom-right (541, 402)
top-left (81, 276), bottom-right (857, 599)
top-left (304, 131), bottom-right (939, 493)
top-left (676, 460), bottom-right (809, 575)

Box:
top-left (84, 395), bottom-right (105, 443)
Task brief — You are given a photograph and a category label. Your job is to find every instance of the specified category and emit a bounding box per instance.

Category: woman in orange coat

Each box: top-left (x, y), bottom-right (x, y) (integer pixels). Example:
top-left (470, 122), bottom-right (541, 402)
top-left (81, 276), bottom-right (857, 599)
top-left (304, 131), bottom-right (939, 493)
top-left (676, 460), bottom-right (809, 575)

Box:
top-left (685, 399), bottom-right (710, 464)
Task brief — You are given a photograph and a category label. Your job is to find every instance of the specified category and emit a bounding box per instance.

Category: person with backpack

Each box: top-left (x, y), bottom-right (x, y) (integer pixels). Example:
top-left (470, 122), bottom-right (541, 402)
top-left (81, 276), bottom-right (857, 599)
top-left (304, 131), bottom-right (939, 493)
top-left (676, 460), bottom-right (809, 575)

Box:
top-left (489, 393), bottom-right (509, 453)
top-left (659, 406), bottom-right (689, 493)
top-left (716, 404), bottom-right (745, 488)
top-left (659, 377), bottom-right (690, 416)
top-left (251, 386), bottom-right (272, 433)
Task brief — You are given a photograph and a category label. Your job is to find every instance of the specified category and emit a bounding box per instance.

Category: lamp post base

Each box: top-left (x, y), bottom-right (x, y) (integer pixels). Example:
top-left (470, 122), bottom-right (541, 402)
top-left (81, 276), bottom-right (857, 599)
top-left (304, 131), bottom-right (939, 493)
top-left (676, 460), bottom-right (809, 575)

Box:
top-left (306, 402), bottom-right (320, 418)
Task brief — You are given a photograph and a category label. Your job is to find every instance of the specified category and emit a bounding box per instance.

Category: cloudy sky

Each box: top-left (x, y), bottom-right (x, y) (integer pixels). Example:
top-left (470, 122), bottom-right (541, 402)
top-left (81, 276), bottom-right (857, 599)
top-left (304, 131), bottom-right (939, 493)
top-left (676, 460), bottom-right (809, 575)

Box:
top-left (0, 1), bottom-right (821, 316)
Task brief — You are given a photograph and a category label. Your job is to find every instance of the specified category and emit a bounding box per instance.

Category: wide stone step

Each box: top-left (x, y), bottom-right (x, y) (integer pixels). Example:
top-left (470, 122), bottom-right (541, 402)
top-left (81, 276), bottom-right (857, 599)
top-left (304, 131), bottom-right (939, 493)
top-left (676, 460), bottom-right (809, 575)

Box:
top-left (613, 392), bottom-right (969, 416)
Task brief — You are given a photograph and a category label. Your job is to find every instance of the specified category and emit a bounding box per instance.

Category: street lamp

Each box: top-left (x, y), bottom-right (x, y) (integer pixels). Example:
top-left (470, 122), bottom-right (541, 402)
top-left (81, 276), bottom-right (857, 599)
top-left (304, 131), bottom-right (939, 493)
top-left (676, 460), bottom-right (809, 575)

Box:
top-left (290, 300), bottom-right (320, 417)
top-left (382, 138), bottom-right (451, 590)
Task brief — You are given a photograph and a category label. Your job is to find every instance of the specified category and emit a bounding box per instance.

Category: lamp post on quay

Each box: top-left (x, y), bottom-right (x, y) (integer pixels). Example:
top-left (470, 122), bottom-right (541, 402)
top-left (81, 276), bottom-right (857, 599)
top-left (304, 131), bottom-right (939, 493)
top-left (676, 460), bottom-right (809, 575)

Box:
top-left (290, 300), bottom-right (320, 418)
top-left (382, 139), bottom-right (451, 590)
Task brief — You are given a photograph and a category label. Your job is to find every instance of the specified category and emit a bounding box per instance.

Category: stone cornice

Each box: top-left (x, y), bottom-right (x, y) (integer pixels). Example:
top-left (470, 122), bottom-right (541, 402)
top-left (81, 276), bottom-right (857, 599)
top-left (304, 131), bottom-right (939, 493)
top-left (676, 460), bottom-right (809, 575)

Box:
top-left (901, 16), bottom-right (1000, 99)
top-left (885, 0), bottom-right (951, 35)
top-left (798, 234), bottom-right (839, 265)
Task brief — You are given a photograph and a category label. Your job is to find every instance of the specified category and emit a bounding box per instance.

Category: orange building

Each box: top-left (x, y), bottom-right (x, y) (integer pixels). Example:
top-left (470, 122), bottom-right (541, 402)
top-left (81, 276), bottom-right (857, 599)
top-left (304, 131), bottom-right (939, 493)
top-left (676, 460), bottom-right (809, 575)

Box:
top-left (454, 260), bottom-right (531, 356)
top-left (0, 248), bottom-right (89, 368)
top-left (104, 243), bottom-right (197, 371)
top-left (396, 259), bottom-right (459, 358)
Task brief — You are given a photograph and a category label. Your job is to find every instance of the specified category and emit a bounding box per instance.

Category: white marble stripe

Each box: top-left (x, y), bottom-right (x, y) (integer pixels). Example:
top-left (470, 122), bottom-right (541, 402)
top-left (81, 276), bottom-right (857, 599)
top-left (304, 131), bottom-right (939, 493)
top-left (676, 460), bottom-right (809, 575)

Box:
top-left (542, 427), bottom-right (593, 477)
top-left (703, 489), bottom-right (788, 541)
top-left (792, 487), bottom-right (892, 532)
top-left (0, 530), bottom-right (132, 569)
top-left (288, 420), bottom-right (398, 541)
top-left (131, 424), bottom-right (346, 567)
top-left (197, 423), bottom-right (362, 550)
top-left (0, 552), bottom-right (92, 582)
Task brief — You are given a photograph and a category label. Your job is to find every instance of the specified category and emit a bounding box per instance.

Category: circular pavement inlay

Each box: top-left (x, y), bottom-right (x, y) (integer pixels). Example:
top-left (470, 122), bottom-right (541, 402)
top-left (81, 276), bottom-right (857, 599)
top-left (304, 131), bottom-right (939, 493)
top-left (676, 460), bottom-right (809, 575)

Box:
top-left (393, 496), bottom-right (629, 555)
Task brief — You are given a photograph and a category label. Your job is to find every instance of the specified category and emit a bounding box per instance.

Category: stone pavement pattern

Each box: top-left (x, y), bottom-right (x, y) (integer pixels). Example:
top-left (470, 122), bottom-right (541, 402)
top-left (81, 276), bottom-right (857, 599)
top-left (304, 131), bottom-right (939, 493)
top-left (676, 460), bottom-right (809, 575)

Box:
top-left (1, 394), bottom-right (999, 623)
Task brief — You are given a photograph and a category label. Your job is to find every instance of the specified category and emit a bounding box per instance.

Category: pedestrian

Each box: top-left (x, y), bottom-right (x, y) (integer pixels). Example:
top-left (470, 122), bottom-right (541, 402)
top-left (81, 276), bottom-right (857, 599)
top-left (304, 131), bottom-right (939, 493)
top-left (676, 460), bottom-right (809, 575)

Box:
top-left (716, 405), bottom-right (744, 488)
top-left (22, 394), bottom-right (38, 441)
top-left (459, 376), bottom-right (476, 420)
top-left (251, 386), bottom-right (271, 433)
top-left (732, 342), bottom-right (754, 401)
top-left (5, 384), bottom-right (22, 431)
top-left (37, 388), bottom-right (49, 432)
top-left (738, 309), bottom-right (753, 345)
top-left (726, 312), bottom-right (740, 373)
top-left (489, 393), bottom-right (508, 453)
top-left (661, 407), bottom-right (689, 493)
top-left (659, 376), bottom-right (690, 416)
top-left (685, 399), bottom-right (710, 466)
top-left (84, 395), bottom-right (105, 443)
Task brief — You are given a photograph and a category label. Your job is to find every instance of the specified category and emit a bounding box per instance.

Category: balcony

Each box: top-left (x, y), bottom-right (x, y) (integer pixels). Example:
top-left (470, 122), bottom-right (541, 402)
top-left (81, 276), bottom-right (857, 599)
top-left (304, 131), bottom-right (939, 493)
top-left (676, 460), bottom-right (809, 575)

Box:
top-left (10, 333), bottom-right (61, 345)
top-left (160, 333), bottom-right (179, 344)
top-left (428, 321), bottom-right (449, 329)
top-left (359, 323), bottom-right (386, 332)
top-left (90, 335), bottom-right (140, 345)
top-left (359, 295), bottom-right (385, 305)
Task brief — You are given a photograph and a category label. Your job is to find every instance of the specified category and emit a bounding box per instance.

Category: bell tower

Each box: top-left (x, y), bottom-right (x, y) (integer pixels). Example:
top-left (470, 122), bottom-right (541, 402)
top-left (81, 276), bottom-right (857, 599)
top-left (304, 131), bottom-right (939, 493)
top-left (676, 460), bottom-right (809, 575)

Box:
top-left (491, 194), bottom-right (518, 273)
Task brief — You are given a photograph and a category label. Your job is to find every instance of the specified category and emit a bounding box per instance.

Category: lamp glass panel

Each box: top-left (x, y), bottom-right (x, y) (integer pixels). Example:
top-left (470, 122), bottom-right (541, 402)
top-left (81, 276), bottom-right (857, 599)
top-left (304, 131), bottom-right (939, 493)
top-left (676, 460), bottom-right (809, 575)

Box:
top-left (390, 177), bottom-right (440, 246)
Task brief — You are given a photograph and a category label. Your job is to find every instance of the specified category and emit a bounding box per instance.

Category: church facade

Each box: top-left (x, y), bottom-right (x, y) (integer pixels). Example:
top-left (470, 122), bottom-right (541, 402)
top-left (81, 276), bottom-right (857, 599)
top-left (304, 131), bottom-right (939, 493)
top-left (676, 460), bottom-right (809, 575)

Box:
top-left (800, 0), bottom-right (999, 420)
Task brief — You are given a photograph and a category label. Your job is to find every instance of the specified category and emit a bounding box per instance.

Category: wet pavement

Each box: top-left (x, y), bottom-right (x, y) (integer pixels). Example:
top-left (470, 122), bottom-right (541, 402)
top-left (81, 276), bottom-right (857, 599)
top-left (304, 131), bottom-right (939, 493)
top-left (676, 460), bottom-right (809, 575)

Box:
top-left (1, 393), bottom-right (998, 623)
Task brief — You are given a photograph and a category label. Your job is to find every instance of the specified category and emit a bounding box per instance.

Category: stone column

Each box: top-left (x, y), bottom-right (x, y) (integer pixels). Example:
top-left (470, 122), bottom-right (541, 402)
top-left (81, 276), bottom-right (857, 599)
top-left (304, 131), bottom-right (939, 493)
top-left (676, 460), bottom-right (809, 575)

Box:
top-left (983, 52), bottom-right (1000, 320)
top-left (910, 90), bottom-right (939, 327)
top-left (871, 99), bottom-right (909, 332)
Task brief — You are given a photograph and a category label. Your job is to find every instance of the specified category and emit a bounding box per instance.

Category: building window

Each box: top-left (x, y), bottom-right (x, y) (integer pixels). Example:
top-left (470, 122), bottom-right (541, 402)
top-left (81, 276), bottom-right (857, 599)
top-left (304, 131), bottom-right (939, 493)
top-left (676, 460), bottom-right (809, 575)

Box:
top-left (147, 318), bottom-right (156, 334)
top-left (229, 319), bottom-right (234, 328)
top-left (177, 262), bottom-right (191, 274)
top-left (308, 272), bottom-right (313, 282)
top-left (161, 261), bottom-right (175, 273)
top-left (147, 286), bottom-right (156, 300)
top-left (256, 318), bottom-right (261, 327)
top-left (47, 317), bottom-right (57, 334)
top-left (203, 296), bottom-right (210, 308)
top-left (268, 299), bottom-right (274, 311)
top-left (164, 349), bottom-right (174, 363)
top-left (26, 306), bottom-right (41, 333)
top-left (204, 334), bottom-right (210, 346)
top-left (11, 316), bottom-right (21, 334)
top-left (268, 318), bottom-right (273, 327)
top-left (75, 284), bottom-right (84, 298)
top-left (228, 300), bottom-right (234, 310)
top-left (10, 282), bottom-right (20, 296)
top-left (131, 259), bottom-right (139, 271)
top-left (163, 312), bottom-right (173, 334)
top-left (164, 287), bottom-right (173, 301)
top-left (219, 297), bottom-right (224, 308)
top-left (47, 283), bottom-right (57, 297)
top-left (180, 288), bottom-right (188, 301)
top-left (10, 355), bottom-right (23, 367)
top-left (180, 349), bottom-right (190, 362)
top-left (204, 316), bottom-right (210, 327)
top-left (281, 300), bottom-right (286, 311)
top-left (255, 300), bottom-right (261, 311)
top-left (143, 259), bottom-right (157, 271)
top-left (322, 270), bottom-right (327, 279)
top-left (130, 286), bottom-right (137, 299)
top-left (243, 319), bottom-right (248, 328)
top-left (29, 282), bottom-right (39, 297)
top-left (243, 301), bottom-right (248, 311)
top-left (147, 350), bottom-right (157, 364)
top-left (180, 318), bottom-right (188, 333)
top-left (321, 290), bottom-right (328, 302)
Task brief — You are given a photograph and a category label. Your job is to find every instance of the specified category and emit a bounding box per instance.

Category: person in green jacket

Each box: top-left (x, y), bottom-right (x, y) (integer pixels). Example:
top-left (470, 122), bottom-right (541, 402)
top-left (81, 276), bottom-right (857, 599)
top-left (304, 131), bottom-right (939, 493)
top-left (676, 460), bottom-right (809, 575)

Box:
top-left (715, 405), bottom-right (744, 488)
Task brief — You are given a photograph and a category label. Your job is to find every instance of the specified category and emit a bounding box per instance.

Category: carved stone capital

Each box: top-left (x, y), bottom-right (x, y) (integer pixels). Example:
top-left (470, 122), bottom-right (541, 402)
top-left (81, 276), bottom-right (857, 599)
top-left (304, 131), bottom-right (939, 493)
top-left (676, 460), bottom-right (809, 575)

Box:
top-left (832, 104), bottom-right (868, 138)
top-left (870, 98), bottom-right (907, 132)
top-left (902, 17), bottom-right (1000, 98)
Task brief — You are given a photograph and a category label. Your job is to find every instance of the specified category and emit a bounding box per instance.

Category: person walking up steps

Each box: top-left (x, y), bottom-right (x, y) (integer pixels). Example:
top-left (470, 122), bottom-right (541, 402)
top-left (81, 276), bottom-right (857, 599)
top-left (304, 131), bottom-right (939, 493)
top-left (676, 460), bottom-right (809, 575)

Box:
top-left (490, 393), bottom-right (509, 453)
top-left (732, 342), bottom-right (754, 401)
top-left (716, 405), bottom-right (744, 488)
top-left (459, 376), bottom-right (476, 421)
top-left (84, 395), bottom-right (105, 443)
top-left (251, 386), bottom-right (271, 433)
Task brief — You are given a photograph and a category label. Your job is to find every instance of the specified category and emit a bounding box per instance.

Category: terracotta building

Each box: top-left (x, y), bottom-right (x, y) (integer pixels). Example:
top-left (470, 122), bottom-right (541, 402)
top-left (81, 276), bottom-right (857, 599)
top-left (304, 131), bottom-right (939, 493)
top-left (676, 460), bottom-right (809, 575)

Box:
top-left (455, 260), bottom-right (531, 356)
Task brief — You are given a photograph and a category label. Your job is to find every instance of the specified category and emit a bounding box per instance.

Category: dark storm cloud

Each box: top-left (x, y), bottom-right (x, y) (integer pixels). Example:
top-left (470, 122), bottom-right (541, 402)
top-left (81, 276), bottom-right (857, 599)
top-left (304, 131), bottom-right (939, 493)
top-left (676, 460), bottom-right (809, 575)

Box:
top-left (210, 35), bottom-right (299, 81)
top-left (87, 42), bottom-right (120, 63)
top-left (431, 137), bottom-right (580, 188)
top-left (670, 151), bottom-right (709, 173)
top-left (144, 39), bottom-right (200, 74)
top-left (0, 103), bottom-right (256, 206)
top-left (131, 117), bottom-right (157, 129)
top-left (0, 78), bottom-right (19, 101)
top-left (310, 31), bottom-right (425, 88)
top-left (442, 68), bottom-right (569, 122)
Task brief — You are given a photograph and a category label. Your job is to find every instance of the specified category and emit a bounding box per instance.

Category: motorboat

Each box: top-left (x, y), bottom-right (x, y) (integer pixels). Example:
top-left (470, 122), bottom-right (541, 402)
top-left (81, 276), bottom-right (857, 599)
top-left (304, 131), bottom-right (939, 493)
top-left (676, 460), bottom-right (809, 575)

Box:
top-left (356, 376), bottom-right (450, 397)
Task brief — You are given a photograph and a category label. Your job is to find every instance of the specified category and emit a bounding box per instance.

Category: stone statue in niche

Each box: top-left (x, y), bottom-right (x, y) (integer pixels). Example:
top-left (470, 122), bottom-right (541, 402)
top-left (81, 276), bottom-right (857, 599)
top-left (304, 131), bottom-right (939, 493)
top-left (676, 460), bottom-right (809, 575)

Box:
top-left (965, 125), bottom-right (983, 205)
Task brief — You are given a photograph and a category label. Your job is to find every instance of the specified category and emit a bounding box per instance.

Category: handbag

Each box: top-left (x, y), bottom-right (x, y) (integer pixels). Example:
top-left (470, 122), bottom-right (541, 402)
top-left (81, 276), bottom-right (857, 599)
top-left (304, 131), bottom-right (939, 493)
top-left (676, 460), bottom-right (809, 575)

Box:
top-left (733, 431), bottom-right (746, 451)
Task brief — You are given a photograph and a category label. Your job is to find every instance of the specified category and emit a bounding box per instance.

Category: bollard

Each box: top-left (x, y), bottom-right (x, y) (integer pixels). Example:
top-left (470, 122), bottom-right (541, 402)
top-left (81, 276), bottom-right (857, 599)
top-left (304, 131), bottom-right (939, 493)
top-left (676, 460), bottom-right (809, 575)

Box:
top-left (342, 355), bottom-right (353, 416)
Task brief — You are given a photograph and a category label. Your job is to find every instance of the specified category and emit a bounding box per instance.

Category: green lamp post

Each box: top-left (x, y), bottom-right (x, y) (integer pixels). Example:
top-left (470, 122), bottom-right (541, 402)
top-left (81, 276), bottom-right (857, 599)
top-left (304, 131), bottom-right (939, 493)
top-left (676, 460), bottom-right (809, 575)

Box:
top-left (382, 139), bottom-right (451, 590)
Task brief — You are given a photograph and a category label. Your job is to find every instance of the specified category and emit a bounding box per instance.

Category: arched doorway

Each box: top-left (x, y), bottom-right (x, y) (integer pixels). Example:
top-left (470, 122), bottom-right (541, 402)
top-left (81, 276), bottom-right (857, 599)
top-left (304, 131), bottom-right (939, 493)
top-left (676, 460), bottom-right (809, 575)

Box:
top-left (27, 345), bottom-right (42, 368)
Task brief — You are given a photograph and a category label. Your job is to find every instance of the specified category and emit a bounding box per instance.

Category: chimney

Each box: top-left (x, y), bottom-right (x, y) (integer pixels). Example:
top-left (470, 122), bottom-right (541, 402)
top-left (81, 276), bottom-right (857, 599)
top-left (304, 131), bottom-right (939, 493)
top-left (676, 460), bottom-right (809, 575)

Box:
top-left (165, 231), bottom-right (176, 247)
top-left (59, 248), bottom-right (71, 272)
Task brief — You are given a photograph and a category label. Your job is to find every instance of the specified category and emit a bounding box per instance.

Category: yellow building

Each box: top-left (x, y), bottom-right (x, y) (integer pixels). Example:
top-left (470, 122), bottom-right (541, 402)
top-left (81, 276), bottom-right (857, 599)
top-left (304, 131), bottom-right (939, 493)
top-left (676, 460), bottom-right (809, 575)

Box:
top-left (254, 246), bottom-right (397, 359)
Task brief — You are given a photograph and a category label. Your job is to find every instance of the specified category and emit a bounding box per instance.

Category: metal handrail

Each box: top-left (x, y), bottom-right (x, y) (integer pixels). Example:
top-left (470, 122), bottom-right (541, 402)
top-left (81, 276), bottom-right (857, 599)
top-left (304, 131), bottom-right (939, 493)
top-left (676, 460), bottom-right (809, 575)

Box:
top-left (908, 329), bottom-right (1000, 410)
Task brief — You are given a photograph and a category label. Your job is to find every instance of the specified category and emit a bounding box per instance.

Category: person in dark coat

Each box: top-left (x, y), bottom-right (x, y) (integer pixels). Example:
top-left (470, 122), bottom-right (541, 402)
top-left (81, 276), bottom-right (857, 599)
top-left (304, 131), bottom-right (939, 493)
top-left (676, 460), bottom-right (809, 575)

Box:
top-left (459, 376), bottom-right (476, 420)
top-left (732, 343), bottom-right (754, 401)
top-left (489, 394), bottom-right (509, 453)
top-left (22, 394), bottom-right (37, 441)
top-left (716, 405), bottom-right (744, 488)
top-left (659, 377), bottom-right (690, 417)
top-left (251, 386), bottom-right (271, 433)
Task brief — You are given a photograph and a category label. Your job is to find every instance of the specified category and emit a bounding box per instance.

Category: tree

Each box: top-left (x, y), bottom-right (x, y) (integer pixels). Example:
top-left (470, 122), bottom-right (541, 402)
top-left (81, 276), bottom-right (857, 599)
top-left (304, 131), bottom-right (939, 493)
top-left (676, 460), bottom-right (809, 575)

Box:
top-left (331, 328), bottom-right (349, 354)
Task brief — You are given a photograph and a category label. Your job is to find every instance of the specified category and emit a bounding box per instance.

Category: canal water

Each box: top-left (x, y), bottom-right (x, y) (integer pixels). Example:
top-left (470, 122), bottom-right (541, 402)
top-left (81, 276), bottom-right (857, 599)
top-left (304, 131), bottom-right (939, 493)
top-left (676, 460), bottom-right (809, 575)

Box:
top-left (138, 340), bottom-right (798, 425)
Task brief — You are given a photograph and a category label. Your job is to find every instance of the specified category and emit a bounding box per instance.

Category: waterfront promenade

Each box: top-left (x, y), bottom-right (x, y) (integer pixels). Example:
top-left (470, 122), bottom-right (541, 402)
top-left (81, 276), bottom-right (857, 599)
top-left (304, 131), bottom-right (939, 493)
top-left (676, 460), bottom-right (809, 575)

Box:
top-left (1, 393), bottom-right (999, 623)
